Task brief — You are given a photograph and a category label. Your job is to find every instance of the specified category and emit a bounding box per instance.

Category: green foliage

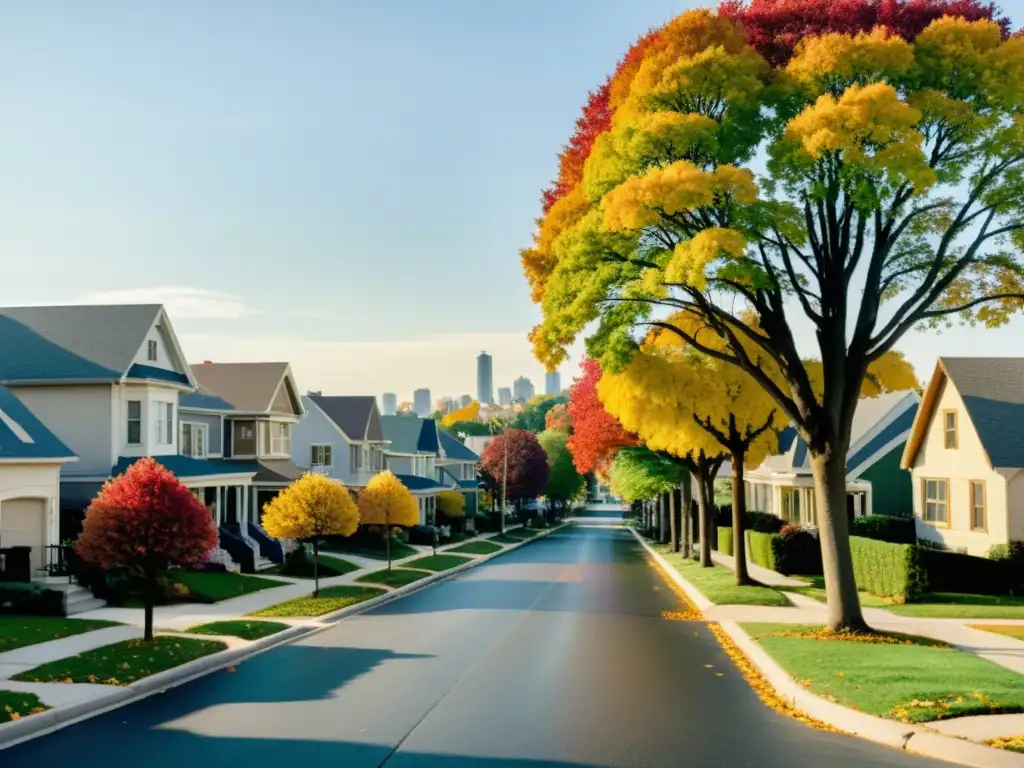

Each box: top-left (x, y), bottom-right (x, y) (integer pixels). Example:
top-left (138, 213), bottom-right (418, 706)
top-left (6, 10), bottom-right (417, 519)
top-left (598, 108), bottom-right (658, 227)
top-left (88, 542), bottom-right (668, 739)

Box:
top-left (0, 616), bottom-right (120, 654)
top-left (446, 540), bottom-right (503, 555)
top-left (0, 691), bottom-right (47, 722)
top-left (608, 445), bottom-right (686, 502)
top-left (0, 582), bottom-right (65, 616)
top-left (851, 515), bottom-right (917, 544)
top-left (538, 428), bottom-right (586, 503)
top-left (773, 526), bottom-right (823, 576)
top-left (402, 554), bottom-right (472, 572)
top-left (653, 543), bottom-right (790, 606)
top-left (169, 571), bottom-right (288, 603)
top-left (355, 568), bottom-right (430, 588)
top-left (185, 620), bottom-right (289, 640)
top-left (747, 530), bottom-right (778, 571)
top-left (446, 421), bottom-right (491, 437)
top-left (249, 586), bottom-right (386, 617)
top-left (277, 547), bottom-right (359, 579)
top-left (511, 395), bottom-right (569, 433)
top-left (849, 537), bottom-right (927, 602)
top-left (918, 548), bottom-right (1022, 596)
top-left (713, 478), bottom-right (733, 507)
top-left (887, 593), bottom-right (1024, 619)
top-left (716, 526), bottom-right (733, 556)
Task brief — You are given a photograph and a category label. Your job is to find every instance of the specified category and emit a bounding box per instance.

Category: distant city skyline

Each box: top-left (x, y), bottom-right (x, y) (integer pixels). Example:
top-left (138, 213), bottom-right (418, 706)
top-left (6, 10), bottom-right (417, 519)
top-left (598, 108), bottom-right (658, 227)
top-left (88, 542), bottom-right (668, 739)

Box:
top-left (498, 387), bottom-right (512, 406)
top-left (381, 392), bottom-right (397, 416)
top-left (513, 375), bottom-right (534, 403)
top-left (545, 371), bottom-right (561, 395)
top-left (477, 350), bottom-right (494, 405)
top-left (413, 388), bottom-right (431, 418)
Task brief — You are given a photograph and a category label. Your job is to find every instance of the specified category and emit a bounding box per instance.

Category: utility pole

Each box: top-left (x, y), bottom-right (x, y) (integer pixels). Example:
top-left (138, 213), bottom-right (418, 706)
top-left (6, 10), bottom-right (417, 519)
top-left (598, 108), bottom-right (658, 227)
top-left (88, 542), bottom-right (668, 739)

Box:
top-left (501, 425), bottom-right (508, 535)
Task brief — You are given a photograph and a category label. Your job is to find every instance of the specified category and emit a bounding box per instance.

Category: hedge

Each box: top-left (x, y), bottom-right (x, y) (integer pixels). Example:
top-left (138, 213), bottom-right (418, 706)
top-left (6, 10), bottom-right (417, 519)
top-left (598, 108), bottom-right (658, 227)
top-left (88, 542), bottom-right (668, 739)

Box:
top-left (747, 531), bottom-right (777, 571)
top-left (918, 547), bottom-right (1022, 596)
top-left (716, 527), bottom-right (733, 557)
top-left (773, 528), bottom-right (823, 575)
top-left (850, 515), bottom-right (916, 544)
top-left (0, 582), bottom-right (65, 616)
top-left (849, 536), bottom-right (926, 602)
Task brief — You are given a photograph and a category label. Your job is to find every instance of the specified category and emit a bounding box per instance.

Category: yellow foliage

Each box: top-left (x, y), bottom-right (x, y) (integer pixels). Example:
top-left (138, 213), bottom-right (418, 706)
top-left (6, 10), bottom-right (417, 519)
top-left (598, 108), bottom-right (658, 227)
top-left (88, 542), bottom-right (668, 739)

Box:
top-left (357, 470), bottom-right (420, 528)
top-left (787, 27), bottom-right (914, 90)
top-left (914, 17), bottom-right (1003, 98)
top-left (261, 473), bottom-right (359, 541)
top-left (521, 185), bottom-right (590, 303)
top-left (442, 401), bottom-right (480, 427)
top-left (803, 350), bottom-right (919, 399)
top-left (665, 228), bottom-right (747, 290)
top-left (985, 36), bottom-right (1024, 112)
top-left (437, 489), bottom-right (465, 519)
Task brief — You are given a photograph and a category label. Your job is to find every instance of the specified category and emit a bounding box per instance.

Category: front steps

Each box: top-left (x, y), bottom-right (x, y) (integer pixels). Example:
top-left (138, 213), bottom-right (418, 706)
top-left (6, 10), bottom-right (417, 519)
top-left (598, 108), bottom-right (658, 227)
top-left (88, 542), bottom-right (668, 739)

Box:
top-left (49, 582), bottom-right (107, 616)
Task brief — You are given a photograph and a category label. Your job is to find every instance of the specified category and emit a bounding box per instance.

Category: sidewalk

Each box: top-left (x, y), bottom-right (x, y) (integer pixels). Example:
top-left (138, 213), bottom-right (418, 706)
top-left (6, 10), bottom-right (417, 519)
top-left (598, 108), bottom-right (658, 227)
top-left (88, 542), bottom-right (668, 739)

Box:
top-left (709, 549), bottom-right (809, 588)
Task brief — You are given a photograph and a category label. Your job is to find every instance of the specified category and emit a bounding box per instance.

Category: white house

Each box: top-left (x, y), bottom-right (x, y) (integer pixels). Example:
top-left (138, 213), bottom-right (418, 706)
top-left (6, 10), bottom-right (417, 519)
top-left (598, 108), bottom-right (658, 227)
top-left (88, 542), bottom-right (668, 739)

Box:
top-left (901, 357), bottom-right (1024, 556)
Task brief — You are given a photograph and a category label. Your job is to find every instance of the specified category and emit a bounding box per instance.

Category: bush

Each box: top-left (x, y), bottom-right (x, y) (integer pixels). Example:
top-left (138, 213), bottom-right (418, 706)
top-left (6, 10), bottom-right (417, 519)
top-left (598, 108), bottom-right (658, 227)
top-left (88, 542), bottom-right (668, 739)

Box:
top-left (0, 582), bottom-right (65, 616)
top-left (849, 536), bottom-right (927, 602)
top-left (772, 526), bottom-right (822, 576)
top-left (716, 527), bottom-right (733, 557)
top-left (407, 525), bottom-right (438, 546)
top-left (746, 511), bottom-right (785, 534)
top-left (747, 531), bottom-right (777, 571)
top-left (918, 547), bottom-right (1021, 596)
top-left (851, 515), bottom-right (916, 544)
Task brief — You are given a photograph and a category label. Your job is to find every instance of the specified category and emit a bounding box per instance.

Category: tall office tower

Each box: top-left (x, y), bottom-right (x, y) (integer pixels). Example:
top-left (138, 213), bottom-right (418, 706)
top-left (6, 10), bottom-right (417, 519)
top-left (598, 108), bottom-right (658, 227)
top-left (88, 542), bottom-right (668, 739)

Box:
top-left (513, 376), bottom-right (535, 403)
top-left (545, 371), bottom-right (561, 395)
top-left (413, 388), bottom-right (431, 417)
top-left (498, 387), bottom-right (512, 406)
top-left (459, 394), bottom-right (472, 408)
top-left (381, 393), bottom-right (398, 416)
top-left (437, 396), bottom-right (455, 414)
top-left (477, 351), bottom-right (494, 404)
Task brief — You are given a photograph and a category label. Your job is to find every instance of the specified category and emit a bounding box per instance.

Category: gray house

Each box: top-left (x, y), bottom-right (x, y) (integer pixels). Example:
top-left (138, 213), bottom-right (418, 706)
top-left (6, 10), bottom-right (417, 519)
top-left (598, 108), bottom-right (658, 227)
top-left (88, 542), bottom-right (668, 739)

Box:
top-left (291, 394), bottom-right (388, 488)
top-left (380, 415), bottom-right (451, 525)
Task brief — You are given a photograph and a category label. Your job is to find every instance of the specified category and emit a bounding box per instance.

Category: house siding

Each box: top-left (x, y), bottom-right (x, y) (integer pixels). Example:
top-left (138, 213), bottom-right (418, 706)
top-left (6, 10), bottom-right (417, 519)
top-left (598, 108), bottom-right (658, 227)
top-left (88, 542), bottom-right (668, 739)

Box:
top-left (291, 400), bottom-right (356, 484)
top-left (1005, 470), bottom-right (1024, 543)
top-left (857, 445), bottom-right (912, 516)
top-left (386, 456), bottom-right (414, 475)
top-left (179, 411), bottom-right (222, 455)
top-left (9, 385), bottom-right (113, 476)
top-left (910, 379), bottom-right (1008, 555)
top-left (130, 319), bottom-right (181, 374)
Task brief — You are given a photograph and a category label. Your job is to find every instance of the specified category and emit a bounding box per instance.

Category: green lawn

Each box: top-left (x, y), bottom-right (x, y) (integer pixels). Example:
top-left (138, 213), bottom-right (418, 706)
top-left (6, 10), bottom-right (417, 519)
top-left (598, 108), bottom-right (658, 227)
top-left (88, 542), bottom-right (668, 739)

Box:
top-left (0, 690), bottom-right (48, 722)
top-left (11, 637), bottom-right (226, 686)
top-left (653, 545), bottom-right (791, 606)
top-left (171, 571), bottom-right (289, 603)
top-left (324, 541), bottom-right (418, 561)
top-left (0, 616), bottom-right (121, 653)
top-left (787, 575), bottom-right (892, 608)
top-left (744, 622), bottom-right (1024, 722)
top-left (266, 553), bottom-right (360, 579)
top-left (185, 620), bottom-right (290, 640)
top-left (248, 586), bottom-right (386, 617)
top-left (884, 593), bottom-right (1024, 620)
top-left (445, 541), bottom-right (503, 555)
top-left (509, 527), bottom-right (542, 539)
top-left (355, 568), bottom-right (431, 588)
top-left (488, 533), bottom-right (523, 544)
top-left (403, 554), bottom-right (472, 572)
top-left (969, 625), bottom-right (1024, 641)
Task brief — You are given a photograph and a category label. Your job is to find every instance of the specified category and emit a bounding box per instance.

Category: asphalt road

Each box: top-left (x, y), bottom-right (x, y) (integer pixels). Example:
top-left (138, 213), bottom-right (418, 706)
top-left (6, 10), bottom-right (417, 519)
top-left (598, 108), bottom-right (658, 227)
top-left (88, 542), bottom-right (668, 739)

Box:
top-left (3, 525), bottom-right (952, 768)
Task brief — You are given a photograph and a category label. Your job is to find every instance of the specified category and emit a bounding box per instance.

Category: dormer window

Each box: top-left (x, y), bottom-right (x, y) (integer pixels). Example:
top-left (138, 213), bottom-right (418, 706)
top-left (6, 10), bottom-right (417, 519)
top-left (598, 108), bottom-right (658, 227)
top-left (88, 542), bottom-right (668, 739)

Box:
top-left (942, 409), bottom-right (958, 449)
top-left (147, 339), bottom-right (158, 362)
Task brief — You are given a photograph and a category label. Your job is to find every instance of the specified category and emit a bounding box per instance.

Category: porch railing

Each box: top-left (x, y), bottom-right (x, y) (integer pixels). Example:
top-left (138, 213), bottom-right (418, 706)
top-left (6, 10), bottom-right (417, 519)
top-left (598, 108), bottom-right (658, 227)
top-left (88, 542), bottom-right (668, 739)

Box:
top-left (247, 523), bottom-right (284, 564)
top-left (218, 525), bottom-right (255, 574)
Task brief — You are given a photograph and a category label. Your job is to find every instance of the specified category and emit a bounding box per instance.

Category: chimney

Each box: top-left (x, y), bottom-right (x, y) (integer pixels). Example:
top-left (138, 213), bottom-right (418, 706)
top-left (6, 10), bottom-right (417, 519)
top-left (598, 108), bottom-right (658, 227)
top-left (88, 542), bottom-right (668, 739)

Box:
top-left (202, 360), bottom-right (213, 365)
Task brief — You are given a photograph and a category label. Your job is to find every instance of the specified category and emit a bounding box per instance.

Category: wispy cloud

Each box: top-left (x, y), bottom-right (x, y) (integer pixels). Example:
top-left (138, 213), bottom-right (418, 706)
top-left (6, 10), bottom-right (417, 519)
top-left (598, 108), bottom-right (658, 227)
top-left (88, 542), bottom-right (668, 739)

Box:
top-left (75, 287), bottom-right (247, 319)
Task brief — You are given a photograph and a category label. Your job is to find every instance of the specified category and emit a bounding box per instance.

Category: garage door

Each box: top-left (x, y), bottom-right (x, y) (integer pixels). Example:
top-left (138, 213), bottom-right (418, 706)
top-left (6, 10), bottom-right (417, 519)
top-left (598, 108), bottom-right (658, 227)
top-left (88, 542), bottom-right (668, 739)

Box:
top-left (0, 498), bottom-right (46, 577)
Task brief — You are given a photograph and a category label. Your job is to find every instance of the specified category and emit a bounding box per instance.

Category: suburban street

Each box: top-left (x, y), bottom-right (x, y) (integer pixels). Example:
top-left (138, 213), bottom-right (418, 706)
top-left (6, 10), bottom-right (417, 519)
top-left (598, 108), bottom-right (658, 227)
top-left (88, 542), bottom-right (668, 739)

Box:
top-left (2, 523), bottom-right (953, 767)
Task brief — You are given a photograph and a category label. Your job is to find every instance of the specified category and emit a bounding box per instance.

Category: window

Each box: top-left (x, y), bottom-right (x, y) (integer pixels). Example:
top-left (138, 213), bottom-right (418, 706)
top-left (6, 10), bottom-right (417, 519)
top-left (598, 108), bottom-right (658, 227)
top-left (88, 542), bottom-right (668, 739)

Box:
top-left (127, 400), bottom-right (142, 445)
top-left (152, 402), bottom-right (173, 445)
top-left (261, 421), bottom-right (291, 456)
top-left (943, 410), bottom-right (958, 449)
top-left (233, 420), bottom-right (256, 455)
top-left (350, 444), bottom-right (363, 471)
top-left (181, 423), bottom-right (208, 458)
top-left (425, 496), bottom-right (436, 525)
top-left (311, 444), bottom-right (333, 467)
top-left (147, 339), bottom-right (158, 362)
top-left (923, 478), bottom-right (949, 525)
top-left (970, 480), bottom-right (986, 531)
top-left (781, 488), bottom-right (800, 523)
top-left (369, 446), bottom-right (383, 471)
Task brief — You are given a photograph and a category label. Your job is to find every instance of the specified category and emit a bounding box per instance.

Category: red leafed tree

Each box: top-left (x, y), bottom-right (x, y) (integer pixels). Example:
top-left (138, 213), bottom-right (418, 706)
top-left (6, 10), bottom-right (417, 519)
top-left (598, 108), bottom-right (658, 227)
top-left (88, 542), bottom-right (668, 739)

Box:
top-left (480, 429), bottom-right (550, 505)
top-left (76, 457), bottom-right (218, 640)
top-left (566, 359), bottom-right (637, 475)
top-left (545, 403), bottom-right (572, 432)
top-left (720, 0), bottom-right (1009, 66)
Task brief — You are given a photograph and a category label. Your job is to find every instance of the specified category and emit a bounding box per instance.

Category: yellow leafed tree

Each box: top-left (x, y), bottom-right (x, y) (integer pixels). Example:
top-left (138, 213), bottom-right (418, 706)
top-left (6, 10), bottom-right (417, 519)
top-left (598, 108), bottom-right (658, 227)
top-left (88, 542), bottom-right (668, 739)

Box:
top-left (442, 401), bottom-right (481, 427)
top-left (437, 489), bottom-right (466, 519)
top-left (358, 470), bottom-right (419, 568)
top-left (262, 473), bottom-right (359, 596)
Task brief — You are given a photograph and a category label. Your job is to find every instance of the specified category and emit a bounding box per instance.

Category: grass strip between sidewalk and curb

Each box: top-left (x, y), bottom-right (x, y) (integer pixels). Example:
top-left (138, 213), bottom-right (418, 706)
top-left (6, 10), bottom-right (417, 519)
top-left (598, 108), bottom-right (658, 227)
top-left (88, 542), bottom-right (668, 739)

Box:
top-left (355, 568), bottom-right (431, 589)
top-left (403, 554), bottom-right (473, 572)
top-left (10, 637), bottom-right (227, 686)
top-left (884, 593), bottom-right (1024, 620)
top-left (265, 554), bottom-right (360, 579)
top-left (0, 691), bottom-right (48, 723)
top-left (988, 735), bottom-right (1024, 754)
top-left (651, 543), bottom-right (792, 607)
top-left (322, 541), bottom-right (418, 562)
top-left (743, 622), bottom-right (1024, 723)
top-left (0, 616), bottom-right (122, 653)
top-left (968, 625), bottom-right (1024, 641)
top-left (445, 541), bottom-right (504, 555)
top-left (170, 571), bottom-right (290, 602)
top-left (247, 586), bottom-right (388, 617)
top-left (184, 620), bottom-right (291, 640)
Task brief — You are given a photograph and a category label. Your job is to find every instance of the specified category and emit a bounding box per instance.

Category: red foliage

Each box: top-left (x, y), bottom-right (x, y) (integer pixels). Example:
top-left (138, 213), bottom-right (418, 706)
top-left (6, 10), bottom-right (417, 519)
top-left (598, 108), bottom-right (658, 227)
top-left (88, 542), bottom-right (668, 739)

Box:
top-left (545, 403), bottom-right (572, 431)
top-left (565, 359), bottom-right (637, 475)
top-left (76, 457), bottom-right (218, 573)
top-left (480, 429), bottom-right (550, 502)
top-left (720, 0), bottom-right (1010, 66)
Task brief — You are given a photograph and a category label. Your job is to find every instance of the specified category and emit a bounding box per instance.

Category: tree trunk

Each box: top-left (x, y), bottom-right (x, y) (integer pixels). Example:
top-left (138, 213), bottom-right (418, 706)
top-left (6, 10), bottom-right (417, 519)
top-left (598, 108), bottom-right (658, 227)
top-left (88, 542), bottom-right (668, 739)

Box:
top-left (386, 511), bottom-right (392, 570)
top-left (669, 487), bottom-right (679, 553)
top-left (681, 475), bottom-right (692, 558)
top-left (696, 460), bottom-right (713, 567)
top-left (658, 493), bottom-right (668, 545)
top-left (731, 454), bottom-right (751, 586)
top-left (313, 539), bottom-right (320, 598)
top-left (143, 571), bottom-right (155, 642)
top-left (811, 449), bottom-right (869, 632)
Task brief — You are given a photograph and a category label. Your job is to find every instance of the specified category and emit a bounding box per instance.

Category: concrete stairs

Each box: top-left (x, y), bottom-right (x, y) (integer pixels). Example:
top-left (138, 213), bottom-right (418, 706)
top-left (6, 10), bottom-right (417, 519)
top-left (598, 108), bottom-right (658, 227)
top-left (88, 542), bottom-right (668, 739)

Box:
top-left (56, 583), bottom-right (107, 616)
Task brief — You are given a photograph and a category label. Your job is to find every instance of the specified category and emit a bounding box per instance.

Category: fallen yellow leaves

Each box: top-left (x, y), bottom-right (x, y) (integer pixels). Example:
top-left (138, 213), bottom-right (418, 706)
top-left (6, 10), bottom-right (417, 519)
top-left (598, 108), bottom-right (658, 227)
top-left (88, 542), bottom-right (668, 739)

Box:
top-left (988, 734), bottom-right (1024, 753)
top-left (751, 626), bottom-right (950, 647)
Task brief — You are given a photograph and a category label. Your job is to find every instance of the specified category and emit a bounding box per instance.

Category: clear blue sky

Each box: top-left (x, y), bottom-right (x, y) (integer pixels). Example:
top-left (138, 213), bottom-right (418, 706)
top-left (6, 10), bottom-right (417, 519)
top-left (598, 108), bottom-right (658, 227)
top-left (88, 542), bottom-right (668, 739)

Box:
top-left (0, 1), bottom-right (1021, 402)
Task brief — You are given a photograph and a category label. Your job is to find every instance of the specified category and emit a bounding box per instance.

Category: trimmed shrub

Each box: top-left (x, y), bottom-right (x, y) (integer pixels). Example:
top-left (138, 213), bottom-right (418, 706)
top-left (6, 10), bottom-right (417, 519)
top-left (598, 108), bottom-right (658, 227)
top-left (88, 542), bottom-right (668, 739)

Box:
top-left (407, 525), bottom-right (438, 546)
top-left (746, 511), bottom-right (785, 534)
top-left (716, 527), bottom-right (733, 557)
top-left (849, 536), bottom-right (927, 602)
top-left (918, 547), bottom-right (1021, 596)
top-left (747, 531), bottom-right (777, 571)
top-left (772, 526), bottom-right (823, 576)
top-left (851, 515), bottom-right (916, 544)
top-left (0, 582), bottom-right (65, 616)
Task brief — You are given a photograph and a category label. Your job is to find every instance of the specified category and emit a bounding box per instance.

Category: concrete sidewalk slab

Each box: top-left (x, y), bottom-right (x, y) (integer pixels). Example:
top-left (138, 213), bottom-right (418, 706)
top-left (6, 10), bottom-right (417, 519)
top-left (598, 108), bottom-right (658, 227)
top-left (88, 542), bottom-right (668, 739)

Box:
top-left (0, 626), bottom-right (143, 681)
top-left (1, 680), bottom-right (124, 708)
top-left (928, 713), bottom-right (1024, 741)
top-left (711, 549), bottom-right (809, 588)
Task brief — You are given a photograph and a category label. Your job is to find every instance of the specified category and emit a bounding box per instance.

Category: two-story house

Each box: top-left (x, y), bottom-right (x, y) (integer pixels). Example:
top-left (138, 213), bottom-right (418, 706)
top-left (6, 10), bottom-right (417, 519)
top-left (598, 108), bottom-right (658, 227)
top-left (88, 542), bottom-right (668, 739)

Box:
top-left (291, 394), bottom-right (387, 487)
top-left (0, 305), bottom-right (255, 547)
top-left (436, 427), bottom-right (481, 523)
top-left (380, 415), bottom-right (450, 525)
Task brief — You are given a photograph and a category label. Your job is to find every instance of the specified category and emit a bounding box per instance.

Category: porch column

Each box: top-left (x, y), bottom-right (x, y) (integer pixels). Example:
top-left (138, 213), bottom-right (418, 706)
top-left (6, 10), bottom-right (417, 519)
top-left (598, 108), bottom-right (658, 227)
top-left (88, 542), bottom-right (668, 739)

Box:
top-left (242, 486), bottom-right (250, 526)
top-left (235, 484), bottom-right (243, 526)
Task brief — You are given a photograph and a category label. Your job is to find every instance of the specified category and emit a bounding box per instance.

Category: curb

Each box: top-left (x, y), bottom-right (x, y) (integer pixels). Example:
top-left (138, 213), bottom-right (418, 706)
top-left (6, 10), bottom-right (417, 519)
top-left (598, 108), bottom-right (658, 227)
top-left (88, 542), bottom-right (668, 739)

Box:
top-left (0, 523), bottom-right (565, 750)
top-left (628, 528), bottom-right (715, 612)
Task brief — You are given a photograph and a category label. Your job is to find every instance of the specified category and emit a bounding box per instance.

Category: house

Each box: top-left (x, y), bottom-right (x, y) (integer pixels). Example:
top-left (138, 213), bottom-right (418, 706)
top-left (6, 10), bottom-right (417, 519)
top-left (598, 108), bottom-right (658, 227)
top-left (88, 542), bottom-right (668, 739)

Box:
top-left (901, 358), bottom-right (1024, 556)
top-left (0, 385), bottom-right (77, 581)
top-left (380, 415), bottom-right (451, 525)
top-left (292, 393), bottom-right (387, 487)
top-left (436, 427), bottom-right (482, 523)
top-left (746, 389), bottom-right (920, 525)
top-left (0, 305), bottom-right (256, 546)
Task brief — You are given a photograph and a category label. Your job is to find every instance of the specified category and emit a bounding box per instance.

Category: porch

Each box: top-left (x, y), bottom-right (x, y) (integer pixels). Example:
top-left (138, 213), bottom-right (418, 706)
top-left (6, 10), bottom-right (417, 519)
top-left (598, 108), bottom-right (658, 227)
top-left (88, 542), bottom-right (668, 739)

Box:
top-left (744, 474), bottom-right (872, 527)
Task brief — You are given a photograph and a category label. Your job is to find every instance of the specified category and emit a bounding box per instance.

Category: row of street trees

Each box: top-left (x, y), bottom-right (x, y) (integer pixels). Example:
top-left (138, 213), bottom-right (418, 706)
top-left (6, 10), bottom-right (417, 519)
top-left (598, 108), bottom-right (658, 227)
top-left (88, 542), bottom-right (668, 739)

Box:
top-left (523, 0), bottom-right (1024, 631)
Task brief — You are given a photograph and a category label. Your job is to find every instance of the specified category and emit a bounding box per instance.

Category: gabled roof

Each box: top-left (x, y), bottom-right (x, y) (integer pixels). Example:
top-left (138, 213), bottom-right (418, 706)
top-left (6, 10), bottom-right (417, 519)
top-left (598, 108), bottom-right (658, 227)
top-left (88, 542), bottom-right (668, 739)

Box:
top-left (381, 415), bottom-right (438, 455)
top-left (438, 428), bottom-right (480, 462)
top-left (253, 458), bottom-right (304, 484)
top-left (180, 385), bottom-right (235, 412)
top-left (0, 304), bottom-right (187, 384)
top-left (395, 473), bottom-right (447, 493)
top-left (307, 395), bottom-right (382, 441)
top-left (191, 362), bottom-right (302, 415)
top-left (903, 357), bottom-right (1024, 469)
top-left (0, 385), bottom-right (76, 462)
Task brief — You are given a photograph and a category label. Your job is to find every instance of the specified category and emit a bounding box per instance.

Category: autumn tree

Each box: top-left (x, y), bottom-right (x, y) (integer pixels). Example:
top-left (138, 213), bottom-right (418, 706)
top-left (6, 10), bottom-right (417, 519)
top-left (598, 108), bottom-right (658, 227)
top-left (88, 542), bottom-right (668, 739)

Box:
top-left (437, 489), bottom-right (466, 519)
top-left (76, 458), bottom-right (218, 640)
top-left (538, 428), bottom-right (586, 514)
top-left (442, 400), bottom-right (480, 428)
top-left (526, 6), bottom-right (1023, 631)
top-left (544, 403), bottom-right (572, 432)
top-left (566, 359), bottom-right (637, 475)
top-left (263, 473), bottom-right (359, 596)
top-left (480, 429), bottom-right (550, 513)
top-left (511, 394), bottom-right (568, 433)
top-left (608, 447), bottom-right (688, 533)
top-left (357, 470), bottom-right (419, 569)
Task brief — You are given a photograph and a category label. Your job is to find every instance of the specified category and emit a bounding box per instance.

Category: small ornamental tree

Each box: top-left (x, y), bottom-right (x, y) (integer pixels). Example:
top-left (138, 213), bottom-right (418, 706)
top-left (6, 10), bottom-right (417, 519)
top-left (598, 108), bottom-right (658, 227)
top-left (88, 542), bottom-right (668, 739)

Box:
top-left (76, 458), bottom-right (218, 640)
top-left (480, 429), bottom-right (550, 511)
top-left (357, 470), bottom-right (419, 569)
top-left (437, 489), bottom-right (466, 519)
top-left (566, 359), bottom-right (637, 475)
top-left (262, 473), bottom-right (359, 596)
top-left (538, 428), bottom-right (586, 515)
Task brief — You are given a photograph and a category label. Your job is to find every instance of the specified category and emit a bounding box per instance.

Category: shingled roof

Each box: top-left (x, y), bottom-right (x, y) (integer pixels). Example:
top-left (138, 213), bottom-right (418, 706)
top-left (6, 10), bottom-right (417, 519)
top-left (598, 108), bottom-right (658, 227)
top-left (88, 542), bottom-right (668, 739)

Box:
top-left (308, 395), bottom-right (382, 441)
top-left (191, 362), bottom-right (301, 415)
top-left (0, 385), bottom-right (76, 462)
top-left (381, 416), bottom-right (438, 455)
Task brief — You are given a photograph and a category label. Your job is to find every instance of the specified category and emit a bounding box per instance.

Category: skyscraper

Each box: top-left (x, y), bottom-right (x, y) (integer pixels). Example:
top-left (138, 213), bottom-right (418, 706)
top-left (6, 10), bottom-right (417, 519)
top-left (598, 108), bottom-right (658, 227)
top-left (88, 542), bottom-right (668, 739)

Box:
top-left (545, 371), bottom-right (561, 395)
top-left (477, 351), bottom-right (494, 404)
top-left (513, 376), bottom-right (535, 403)
top-left (498, 387), bottom-right (512, 406)
top-left (381, 393), bottom-right (398, 416)
top-left (459, 394), bottom-right (472, 408)
top-left (413, 388), bottom-right (432, 417)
